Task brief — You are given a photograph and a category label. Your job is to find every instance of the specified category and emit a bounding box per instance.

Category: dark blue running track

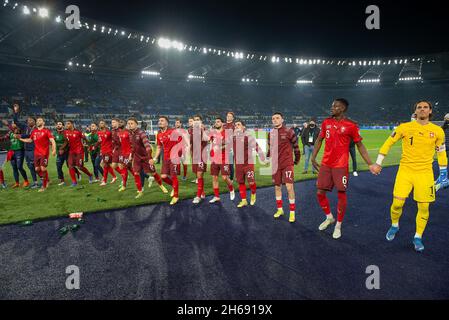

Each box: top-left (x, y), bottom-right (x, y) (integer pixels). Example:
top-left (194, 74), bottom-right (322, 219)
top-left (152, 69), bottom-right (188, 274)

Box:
top-left (0, 166), bottom-right (448, 299)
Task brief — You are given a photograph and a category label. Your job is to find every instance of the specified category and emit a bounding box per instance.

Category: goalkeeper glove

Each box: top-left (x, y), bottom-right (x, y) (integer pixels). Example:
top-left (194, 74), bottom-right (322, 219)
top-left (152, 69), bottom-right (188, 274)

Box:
top-left (435, 167), bottom-right (449, 192)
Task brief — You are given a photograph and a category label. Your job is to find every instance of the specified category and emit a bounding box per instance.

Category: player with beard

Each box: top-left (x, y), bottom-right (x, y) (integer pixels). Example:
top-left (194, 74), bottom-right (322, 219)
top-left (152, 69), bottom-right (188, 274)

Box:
top-left (208, 117), bottom-right (235, 203)
top-left (175, 119), bottom-right (189, 181)
top-left (117, 120), bottom-right (136, 192)
top-left (111, 118), bottom-right (127, 186)
top-left (223, 111), bottom-right (236, 182)
top-left (153, 116), bottom-right (189, 205)
top-left (19, 117), bottom-right (56, 192)
top-left (61, 120), bottom-right (93, 186)
top-left (127, 117), bottom-right (166, 199)
top-left (191, 115), bottom-right (209, 204)
top-left (233, 120), bottom-right (267, 207)
top-left (97, 120), bottom-right (117, 186)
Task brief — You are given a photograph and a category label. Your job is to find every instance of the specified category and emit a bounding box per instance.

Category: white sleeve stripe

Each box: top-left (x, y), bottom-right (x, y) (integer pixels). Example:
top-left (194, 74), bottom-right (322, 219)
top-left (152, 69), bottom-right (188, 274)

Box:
top-left (437, 144), bottom-right (446, 152)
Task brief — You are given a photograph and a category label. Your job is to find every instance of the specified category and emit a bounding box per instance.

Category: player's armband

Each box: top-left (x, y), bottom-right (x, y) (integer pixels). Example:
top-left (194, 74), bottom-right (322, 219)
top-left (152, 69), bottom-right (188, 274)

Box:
top-left (436, 144), bottom-right (446, 153)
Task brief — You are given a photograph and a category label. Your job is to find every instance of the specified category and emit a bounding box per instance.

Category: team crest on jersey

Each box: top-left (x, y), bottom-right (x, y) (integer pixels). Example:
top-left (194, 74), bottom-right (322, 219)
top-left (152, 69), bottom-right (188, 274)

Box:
top-left (326, 125), bottom-right (331, 129)
top-left (341, 126), bottom-right (346, 133)
top-left (429, 132), bottom-right (435, 138)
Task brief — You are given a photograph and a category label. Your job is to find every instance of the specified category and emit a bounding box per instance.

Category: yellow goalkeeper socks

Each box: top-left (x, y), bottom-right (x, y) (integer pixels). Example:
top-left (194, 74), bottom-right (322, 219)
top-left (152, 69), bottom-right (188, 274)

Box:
top-left (416, 202), bottom-right (430, 237)
top-left (390, 198), bottom-right (405, 227)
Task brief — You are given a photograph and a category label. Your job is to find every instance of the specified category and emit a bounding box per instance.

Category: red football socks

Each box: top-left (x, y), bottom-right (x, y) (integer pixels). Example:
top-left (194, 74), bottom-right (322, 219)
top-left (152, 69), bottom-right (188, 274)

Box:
top-left (249, 183), bottom-right (257, 195)
top-left (197, 178), bottom-right (204, 197)
top-left (69, 168), bottom-right (77, 183)
top-left (239, 184), bottom-right (247, 200)
top-left (133, 173), bottom-right (142, 192)
top-left (317, 193), bottom-right (331, 215)
top-left (276, 199), bottom-right (283, 209)
top-left (162, 176), bottom-right (173, 186)
top-left (172, 175), bottom-right (179, 198)
top-left (43, 171), bottom-right (49, 188)
top-left (337, 191), bottom-right (347, 222)
top-left (153, 173), bottom-right (163, 186)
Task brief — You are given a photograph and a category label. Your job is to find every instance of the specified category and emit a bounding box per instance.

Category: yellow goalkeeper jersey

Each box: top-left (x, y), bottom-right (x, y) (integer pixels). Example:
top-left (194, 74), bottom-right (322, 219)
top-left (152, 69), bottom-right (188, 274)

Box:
top-left (379, 121), bottom-right (446, 172)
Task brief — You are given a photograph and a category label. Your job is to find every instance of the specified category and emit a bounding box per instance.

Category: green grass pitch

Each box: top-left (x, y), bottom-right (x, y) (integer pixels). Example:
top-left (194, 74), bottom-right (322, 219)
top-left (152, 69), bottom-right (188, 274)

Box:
top-left (0, 129), bottom-right (402, 225)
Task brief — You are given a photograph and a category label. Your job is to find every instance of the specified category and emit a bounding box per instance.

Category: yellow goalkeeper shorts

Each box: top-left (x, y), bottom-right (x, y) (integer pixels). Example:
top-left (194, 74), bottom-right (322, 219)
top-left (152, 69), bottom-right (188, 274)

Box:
top-left (393, 166), bottom-right (436, 203)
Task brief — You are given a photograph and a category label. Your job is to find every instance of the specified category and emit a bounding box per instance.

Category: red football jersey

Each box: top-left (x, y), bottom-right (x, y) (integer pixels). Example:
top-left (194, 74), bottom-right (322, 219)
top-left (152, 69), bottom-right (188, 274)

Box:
top-left (64, 129), bottom-right (84, 155)
top-left (209, 129), bottom-right (230, 163)
top-left (189, 126), bottom-right (208, 163)
top-left (31, 128), bottom-right (54, 156)
top-left (98, 130), bottom-right (113, 155)
top-left (129, 129), bottom-right (153, 159)
top-left (112, 128), bottom-right (121, 153)
top-left (118, 129), bottom-right (132, 155)
top-left (233, 131), bottom-right (265, 165)
top-left (267, 125), bottom-right (301, 169)
top-left (319, 117), bottom-right (362, 168)
top-left (157, 128), bottom-right (182, 159)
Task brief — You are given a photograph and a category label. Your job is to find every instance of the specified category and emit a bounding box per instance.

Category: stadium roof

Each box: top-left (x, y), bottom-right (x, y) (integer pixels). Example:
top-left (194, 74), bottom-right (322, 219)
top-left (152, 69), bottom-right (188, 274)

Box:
top-left (1, 1), bottom-right (449, 86)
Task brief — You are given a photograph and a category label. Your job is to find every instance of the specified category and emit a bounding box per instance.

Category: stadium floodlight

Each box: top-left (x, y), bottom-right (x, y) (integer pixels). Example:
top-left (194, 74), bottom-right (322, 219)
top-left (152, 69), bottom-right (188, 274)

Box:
top-left (271, 56), bottom-right (277, 63)
top-left (141, 70), bottom-right (160, 76)
top-left (32, 7), bottom-right (36, 13)
top-left (188, 74), bottom-right (205, 81)
top-left (121, 31), bottom-right (125, 36)
top-left (203, 47), bottom-right (207, 54)
top-left (399, 76), bottom-right (422, 81)
top-left (22, 5), bottom-right (30, 14)
top-left (358, 78), bottom-right (380, 84)
top-left (55, 16), bottom-right (61, 23)
top-left (296, 79), bottom-right (313, 84)
top-left (68, 61), bottom-right (73, 66)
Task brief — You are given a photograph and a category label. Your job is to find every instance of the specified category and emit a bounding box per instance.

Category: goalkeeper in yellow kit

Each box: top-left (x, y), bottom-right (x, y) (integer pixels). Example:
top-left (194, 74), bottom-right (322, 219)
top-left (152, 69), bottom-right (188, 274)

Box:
top-left (372, 101), bottom-right (448, 252)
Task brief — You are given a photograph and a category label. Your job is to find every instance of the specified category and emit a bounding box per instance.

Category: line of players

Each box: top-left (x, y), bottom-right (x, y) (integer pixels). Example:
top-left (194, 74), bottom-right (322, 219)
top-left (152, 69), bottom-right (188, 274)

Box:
top-left (1, 99), bottom-right (448, 252)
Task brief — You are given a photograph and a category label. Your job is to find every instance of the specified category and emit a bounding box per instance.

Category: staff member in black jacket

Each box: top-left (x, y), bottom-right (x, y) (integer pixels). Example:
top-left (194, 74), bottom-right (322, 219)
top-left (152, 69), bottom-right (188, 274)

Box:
top-left (301, 118), bottom-right (320, 174)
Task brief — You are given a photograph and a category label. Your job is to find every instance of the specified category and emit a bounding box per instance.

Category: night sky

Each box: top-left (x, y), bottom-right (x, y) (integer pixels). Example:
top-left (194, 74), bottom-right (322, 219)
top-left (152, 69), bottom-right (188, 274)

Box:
top-left (28, 0), bottom-right (449, 57)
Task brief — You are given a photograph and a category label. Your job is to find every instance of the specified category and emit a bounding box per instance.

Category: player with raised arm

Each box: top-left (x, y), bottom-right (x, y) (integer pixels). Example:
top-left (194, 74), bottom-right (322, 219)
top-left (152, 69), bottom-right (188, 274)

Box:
top-left (19, 117), bottom-right (56, 192)
top-left (208, 117), bottom-right (235, 203)
top-left (97, 120), bottom-right (117, 186)
top-left (233, 120), bottom-right (267, 207)
top-left (61, 120), bottom-right (93, 186)
top-left (373, 101), bottom-right (448, 252)
top-left (311, 98), bottom-right (377, 239)
top-left (267, 112), bottom-right (301, 223)
top-left (127, 117), bottom-right (166, 199)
